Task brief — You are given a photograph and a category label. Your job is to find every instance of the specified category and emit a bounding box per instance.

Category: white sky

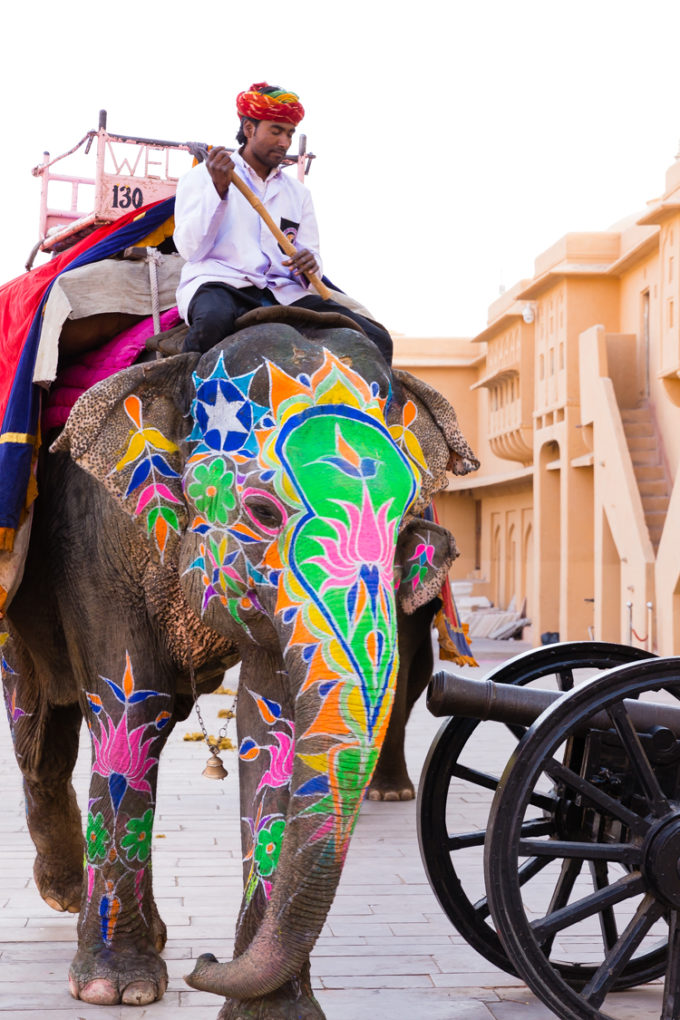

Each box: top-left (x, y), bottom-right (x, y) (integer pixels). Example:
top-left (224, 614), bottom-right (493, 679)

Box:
top-left (2, 0), bottom-right (680, 338)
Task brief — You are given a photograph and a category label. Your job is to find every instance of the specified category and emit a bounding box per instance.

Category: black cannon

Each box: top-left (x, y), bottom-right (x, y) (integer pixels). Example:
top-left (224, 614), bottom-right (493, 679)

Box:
top-left (417, 641), bottom-right (680, 1020)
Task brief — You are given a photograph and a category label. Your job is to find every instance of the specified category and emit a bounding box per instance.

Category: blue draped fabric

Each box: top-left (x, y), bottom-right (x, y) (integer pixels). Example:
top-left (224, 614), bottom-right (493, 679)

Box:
top-left (0, 197), bottom-right (176, 545)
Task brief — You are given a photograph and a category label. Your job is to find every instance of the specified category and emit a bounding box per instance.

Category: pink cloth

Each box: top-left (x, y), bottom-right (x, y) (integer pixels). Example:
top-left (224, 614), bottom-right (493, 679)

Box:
top-left (43, 307), bottom-right (180, 431)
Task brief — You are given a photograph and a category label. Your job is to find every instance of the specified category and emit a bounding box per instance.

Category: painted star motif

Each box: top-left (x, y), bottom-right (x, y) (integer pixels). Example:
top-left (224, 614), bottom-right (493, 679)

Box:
top-left (202, 384), bottom-right (250, 448)
top-left (189, 358), bottom-right (269, 456)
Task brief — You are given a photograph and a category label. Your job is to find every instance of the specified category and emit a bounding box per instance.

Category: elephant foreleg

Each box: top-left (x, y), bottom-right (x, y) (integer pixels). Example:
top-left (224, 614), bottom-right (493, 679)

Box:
top-left (68, 650), bottom-right (172, 1006)
top-left (2, 638), bottom-right (84, 912)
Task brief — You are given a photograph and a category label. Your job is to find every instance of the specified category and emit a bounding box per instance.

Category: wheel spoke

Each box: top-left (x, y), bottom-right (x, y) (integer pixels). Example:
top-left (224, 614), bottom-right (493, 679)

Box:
top-left (451, 762), bottom-right (555, 811)
top-left (540, 858), bottom-right (583, 957)
top-left (519, 818), bottom-right (554, 838)
top-left (607, 701), bottom-right (671, 817)
top-left (547, 857), bottom-right (582, 911)
top-left (473, 854), bottom-right (553, 921)
top-left (504, 721), bottom-right (528, 741)
top-left (557, 668), bottom-right (574, 691)
top-left (451, 763), bottom-right (501, 794)
top-left (471, 893), bottom-right (492, 921)
top-left (517, 854), bottom-right (555, 887)
top-left (518, 839), bottom-right (640, 866)
top-left (531, 870), bottom-right (646, 942)
top-left (662, 908), bottom-right (680, 1019)
top-left (528, 790), bottom-right (557, 812)
top-left (545, 757), bottom-right (650, 836)
top-left (447, 828), bottom-right (487, 851)
top-left (589, 860), bottom-right (618, 952)
top-left (582, 893), bottom-right (664, 1008)
top-left (450, 818), bottom-right (553, 853)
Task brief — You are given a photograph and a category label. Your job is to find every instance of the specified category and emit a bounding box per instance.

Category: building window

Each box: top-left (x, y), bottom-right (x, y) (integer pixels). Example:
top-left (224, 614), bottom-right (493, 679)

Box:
top-left (670, 301), bottom-right (675, 329)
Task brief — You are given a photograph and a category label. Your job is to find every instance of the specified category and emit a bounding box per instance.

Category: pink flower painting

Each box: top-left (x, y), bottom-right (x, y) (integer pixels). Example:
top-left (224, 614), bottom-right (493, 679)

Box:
top-left (90, 709), bottom-right (159, 813)
top-left (305, 487), bottom-right (398, 623)
top-left (86, 654), bottom-right (165, 814)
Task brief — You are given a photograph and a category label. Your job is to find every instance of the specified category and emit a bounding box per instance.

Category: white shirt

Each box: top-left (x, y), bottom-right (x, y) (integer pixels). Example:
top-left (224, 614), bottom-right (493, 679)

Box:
top-left (173, 150), bottom-right (322, 319)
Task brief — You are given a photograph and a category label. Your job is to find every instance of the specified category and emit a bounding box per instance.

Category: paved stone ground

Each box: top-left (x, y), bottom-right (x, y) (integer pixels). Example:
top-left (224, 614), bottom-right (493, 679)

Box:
top-left (0, 638), bottom-right (668, 1019)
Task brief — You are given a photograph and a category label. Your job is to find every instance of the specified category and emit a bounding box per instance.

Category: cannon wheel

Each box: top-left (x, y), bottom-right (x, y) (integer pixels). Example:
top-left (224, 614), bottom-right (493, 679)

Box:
top-left (486, 655), bottom-right (680, 1019)
top-left (417, 641), bottom-right (659, 987)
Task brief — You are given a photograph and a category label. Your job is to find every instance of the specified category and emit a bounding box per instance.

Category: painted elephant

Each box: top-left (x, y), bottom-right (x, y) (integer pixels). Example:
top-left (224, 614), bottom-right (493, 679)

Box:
top-left (2, 321), bottom-right (476, 1018)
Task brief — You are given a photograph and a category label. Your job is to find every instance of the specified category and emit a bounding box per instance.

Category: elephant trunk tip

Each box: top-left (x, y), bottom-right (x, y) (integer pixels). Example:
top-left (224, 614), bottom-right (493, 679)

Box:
top-left (184, 943), bottom-right (296, 1000)
top-left (184, 953), bottom-right (221, 993)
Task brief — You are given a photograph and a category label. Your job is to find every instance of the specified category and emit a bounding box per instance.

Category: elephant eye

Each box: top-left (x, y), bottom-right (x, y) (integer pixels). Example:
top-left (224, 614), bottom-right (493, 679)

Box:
top-left (242, 491), bottom-right (286, 534)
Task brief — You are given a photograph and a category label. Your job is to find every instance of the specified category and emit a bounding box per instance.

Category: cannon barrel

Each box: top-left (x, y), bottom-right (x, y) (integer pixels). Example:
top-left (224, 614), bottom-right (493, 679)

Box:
top-left (427, 669), bottom-right (680, 736)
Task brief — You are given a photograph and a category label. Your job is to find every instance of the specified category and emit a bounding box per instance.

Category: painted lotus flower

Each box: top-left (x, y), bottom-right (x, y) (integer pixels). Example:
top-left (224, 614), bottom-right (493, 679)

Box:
top-left (85, 811), bottom-right (110, 863)
top-left (121, 808), bottom-right (154, 863)
top-left (89, 709), bottom-right (159, 813)
top-left (304, 487), bottom-right (398, 620)
top-left (254, 818), bottom-right (286, 878)
top-left (186, 458), bottom-right (235, 525)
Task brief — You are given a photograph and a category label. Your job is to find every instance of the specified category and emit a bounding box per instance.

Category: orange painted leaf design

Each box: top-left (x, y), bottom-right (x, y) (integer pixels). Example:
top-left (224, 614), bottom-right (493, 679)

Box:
top-left (403, 400), bottom-right (417, 428)
top-left (124, 395), bottom-right (143, 429)
top-left (154, 514), bottom-right (168, 553)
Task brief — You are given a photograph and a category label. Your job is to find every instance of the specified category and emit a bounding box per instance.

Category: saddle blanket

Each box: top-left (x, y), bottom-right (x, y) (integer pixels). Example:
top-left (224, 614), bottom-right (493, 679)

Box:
top-left (0, 196), bottom-right (176, 611)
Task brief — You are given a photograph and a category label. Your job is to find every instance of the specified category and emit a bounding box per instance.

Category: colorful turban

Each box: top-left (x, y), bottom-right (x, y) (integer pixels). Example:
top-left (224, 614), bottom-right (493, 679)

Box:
top-left (236, 82), bottom-right (305, 126)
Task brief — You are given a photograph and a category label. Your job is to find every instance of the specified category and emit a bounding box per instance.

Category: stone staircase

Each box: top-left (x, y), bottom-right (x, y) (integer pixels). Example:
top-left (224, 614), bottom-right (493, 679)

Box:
top-left (621, 404), bottom-right (671, 553)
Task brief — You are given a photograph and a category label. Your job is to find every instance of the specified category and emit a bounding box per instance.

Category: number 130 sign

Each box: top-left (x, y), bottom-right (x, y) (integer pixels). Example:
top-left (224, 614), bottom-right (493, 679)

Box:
top-left (111, 183), bottom-right (144, 209)
top-left (97, 173), bottom-right (177, 221)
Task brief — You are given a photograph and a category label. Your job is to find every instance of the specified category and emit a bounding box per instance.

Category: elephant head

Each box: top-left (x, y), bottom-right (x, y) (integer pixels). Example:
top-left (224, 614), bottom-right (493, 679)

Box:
top-left (53, 322), bottom-right (471, 1000)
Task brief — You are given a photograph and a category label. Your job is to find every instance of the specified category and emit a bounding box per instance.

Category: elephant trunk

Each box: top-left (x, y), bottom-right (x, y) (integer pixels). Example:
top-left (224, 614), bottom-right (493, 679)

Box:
top-left (186, 427), bottom-right (410, 1000)
top-left (186, 652), bottom-right (395, 999)
top-left (185, 859), bottom-right (342, 999)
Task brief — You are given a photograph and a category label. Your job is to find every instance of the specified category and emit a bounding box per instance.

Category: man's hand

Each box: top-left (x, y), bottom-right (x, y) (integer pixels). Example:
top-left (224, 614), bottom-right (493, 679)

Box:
top-left (283, 248), bottom-right (319, 278)
top-left (207, 146), bottom-right (235, 199)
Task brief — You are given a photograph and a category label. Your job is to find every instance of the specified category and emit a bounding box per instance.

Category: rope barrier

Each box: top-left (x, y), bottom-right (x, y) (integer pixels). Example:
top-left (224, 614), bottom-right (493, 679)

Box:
top-left (146, 248), bottom-right (162, 335)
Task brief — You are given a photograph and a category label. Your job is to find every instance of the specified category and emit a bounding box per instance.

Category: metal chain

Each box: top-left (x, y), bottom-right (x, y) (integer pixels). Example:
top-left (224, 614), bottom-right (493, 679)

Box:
top-left (187, 650), bottom-right (237, 755)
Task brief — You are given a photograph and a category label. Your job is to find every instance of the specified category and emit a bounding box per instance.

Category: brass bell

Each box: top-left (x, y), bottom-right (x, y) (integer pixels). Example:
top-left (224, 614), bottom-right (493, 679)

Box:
top-left (202, 753), bottom-right (228, 780)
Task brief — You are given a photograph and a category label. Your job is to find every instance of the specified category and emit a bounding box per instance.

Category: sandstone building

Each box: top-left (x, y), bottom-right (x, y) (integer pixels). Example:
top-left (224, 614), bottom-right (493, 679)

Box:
top-left (394, 152), bottom-right (680, 654)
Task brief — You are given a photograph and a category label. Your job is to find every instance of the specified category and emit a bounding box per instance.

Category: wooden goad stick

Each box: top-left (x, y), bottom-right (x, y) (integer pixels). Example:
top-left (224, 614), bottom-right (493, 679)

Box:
top-left (229, 170), bottom-right (331, 301)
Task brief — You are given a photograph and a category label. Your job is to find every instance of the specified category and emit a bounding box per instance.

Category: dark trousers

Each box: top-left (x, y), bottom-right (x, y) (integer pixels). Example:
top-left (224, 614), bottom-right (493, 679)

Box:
top-left (185, 282), bottom-right (393, 364)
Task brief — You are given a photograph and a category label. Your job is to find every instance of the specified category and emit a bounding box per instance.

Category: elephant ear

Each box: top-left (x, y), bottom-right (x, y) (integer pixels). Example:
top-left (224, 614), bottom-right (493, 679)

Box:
top-left (51, 354), bottom-right (199, 562)
top-left (388, 368), bottom-right (479, 516)
top-left (396, 517), bottom-right (458, 613)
